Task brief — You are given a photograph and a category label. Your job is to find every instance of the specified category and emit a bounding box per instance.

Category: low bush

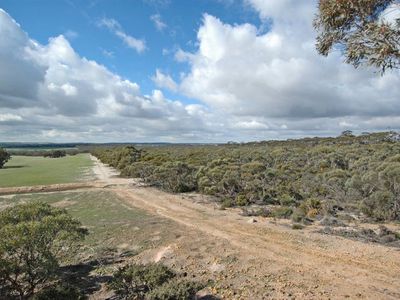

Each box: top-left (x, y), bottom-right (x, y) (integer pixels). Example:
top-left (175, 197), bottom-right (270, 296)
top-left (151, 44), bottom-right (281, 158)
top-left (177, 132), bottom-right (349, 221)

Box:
top-left (271, 206), bottom-right (293, 219)
top-left (319, 225), bottom-right (400, 247)
top-left (43, 150), bottom-right (67, 158)
top-left (0, 202), bottom-right (87, 299)
top-left (291, 223), bottom-right (305, 230)
top-left (147, 279), bottom-right (205, 300)
top-left (240, 207), bottom-right (270, 217)
top-left (108, 263), bottom-right (175, 299)
top-left (33, 283), bottom-right (85, 300)
top-left (108, 263), bottom-right (206, 300)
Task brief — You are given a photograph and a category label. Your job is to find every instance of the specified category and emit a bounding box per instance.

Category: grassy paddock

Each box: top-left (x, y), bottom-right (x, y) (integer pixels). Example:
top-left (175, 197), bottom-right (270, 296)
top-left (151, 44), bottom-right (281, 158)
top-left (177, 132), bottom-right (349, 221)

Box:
top-left (0, 191), bottom-right (182, 260)
top-left (0, 154), bottom-right (94, 187)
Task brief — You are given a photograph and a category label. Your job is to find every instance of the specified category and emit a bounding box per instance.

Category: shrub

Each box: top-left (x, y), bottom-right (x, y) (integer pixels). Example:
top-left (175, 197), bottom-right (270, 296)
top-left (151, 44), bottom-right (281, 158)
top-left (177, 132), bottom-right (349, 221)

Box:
top-left (147, 279), bottom-right (205, 300)
top-left (220, 197), bottom-right (234, 209)
top-left (0, 147), bottom-right (10, 168)
top-left (290, 199), bottom-right (323, 223)
top-left (291, 223), bottom-right (305, 230)
top-left (291, 207), bottom-right (307, 223)
top-left (235, 194), bottom-right (250, 206)
top-left (33, 283), bottom-right (85, 300)
top-left (271, 206), bottom-right (293, 219)
top-left (240, 207), bottom-right (270, 217)
top-left (279, 194), bottom-right (296, 206)
top-left (108, 263), bottom-right (175, 299)
top-left (44, 150), bottom-right (67, 158)
top-left (152, 162), bottom-right (197, 193)
top-left (0, 202), bottom-right (87, 299)
top-left (361, 191), bottom-right (397, 221)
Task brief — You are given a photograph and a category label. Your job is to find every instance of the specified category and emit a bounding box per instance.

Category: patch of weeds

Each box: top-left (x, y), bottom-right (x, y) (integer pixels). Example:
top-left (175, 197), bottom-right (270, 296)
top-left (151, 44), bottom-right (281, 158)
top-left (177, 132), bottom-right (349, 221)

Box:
top-left (108, 263), bottom-right (206, 300)
top-left (119, 250), bottom-right (138, 258)
top-left (291, 223), bottom-right (304, 230)
top-left (271, 206), bottom-right (293, 219)
top-left (147, 279), bottom-right (206, 300)
top-left (220, 198), bottom-right (234, 209)
top-left (221, 255), bottom-right (239, 265)
top-left (240, 207), bottom-right (270, 217)
top-left (320, 216), bottom-right (347, 227)
top-left (319, 225), bottom-right (400, 248)
top-left (32, 283), bottom-right (86, 300)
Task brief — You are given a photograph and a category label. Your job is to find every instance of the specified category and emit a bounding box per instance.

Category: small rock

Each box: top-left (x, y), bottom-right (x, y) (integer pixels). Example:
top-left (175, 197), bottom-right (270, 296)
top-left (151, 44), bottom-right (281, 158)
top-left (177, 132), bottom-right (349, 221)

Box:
top-left (247, 218), bottom-right (257, 223)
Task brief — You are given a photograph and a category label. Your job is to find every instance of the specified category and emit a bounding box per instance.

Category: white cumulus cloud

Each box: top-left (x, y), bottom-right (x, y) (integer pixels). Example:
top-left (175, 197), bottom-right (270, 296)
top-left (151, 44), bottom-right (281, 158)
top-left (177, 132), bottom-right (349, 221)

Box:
top-left (176, 2), bottom-right (400, 135)
top-left (151, 69), bottom-right (178, 91)
top-left (0, 9), bottom-right (219, 142)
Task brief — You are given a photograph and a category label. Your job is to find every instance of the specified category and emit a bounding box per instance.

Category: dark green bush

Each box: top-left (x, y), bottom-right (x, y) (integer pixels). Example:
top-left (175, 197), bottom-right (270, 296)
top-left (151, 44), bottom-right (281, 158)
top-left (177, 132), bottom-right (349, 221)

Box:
top-left (291, 223), bottom-right (305, 230)
top-left (147, 279), bottom-right (205, 300)
top-left (291, 207), bottom-right (307, 223)
top-left (151, 162), bottom-right (197, 193)
top-left (108, 263), bottom-right (175, 299)
top-left (0, 147), bottom-right (10, 168)
top-left (43, 150), bottom-right (67, 158)
top-left (271, 206), bottom-right (293, 219)
top-left (0, 202), bottom-right (87, 299)
top-left (33, 283), bottom-right (85, 300)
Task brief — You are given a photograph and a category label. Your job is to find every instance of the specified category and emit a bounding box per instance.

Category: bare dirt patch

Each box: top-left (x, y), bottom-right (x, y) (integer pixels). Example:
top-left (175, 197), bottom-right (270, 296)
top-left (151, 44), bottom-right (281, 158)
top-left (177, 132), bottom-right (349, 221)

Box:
top-left (90, 155), bottom-right (134, 186)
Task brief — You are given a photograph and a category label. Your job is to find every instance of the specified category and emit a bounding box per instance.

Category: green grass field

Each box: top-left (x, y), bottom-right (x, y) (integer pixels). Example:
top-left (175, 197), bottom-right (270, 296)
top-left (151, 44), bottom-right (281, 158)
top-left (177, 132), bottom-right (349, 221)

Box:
top-left (0, 154), bottom-right (94, 187)
top-left (0, 191), bottom-right (182, 261)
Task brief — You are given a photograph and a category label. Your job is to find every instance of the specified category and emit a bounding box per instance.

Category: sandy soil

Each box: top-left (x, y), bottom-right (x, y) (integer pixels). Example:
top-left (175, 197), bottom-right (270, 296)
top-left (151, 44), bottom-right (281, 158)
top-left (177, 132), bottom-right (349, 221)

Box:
top-left (90, 155), bottom-right (134, 186)
top-left (4, 158), bottom-right (400, 299)
top-left (113, 187), bottom-right (400, 299)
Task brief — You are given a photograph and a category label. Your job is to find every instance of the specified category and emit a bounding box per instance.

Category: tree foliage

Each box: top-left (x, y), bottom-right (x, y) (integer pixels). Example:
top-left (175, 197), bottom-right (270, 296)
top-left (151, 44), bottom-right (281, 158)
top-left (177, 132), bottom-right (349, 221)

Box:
top-left (0, 147), bottom-right (11, 168)
top-left (0, 202), bottom-right (88, 299)
top-left (43, 150), bottom-right (67, 158)
top-left (314, 0), bottom-right (400, 73)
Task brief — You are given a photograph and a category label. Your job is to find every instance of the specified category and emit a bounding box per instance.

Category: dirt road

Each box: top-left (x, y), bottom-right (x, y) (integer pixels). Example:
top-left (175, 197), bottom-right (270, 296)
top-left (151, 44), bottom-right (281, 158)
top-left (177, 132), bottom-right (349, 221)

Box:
top-left (114, 187), bottom-right (400, 299)
top-left (4, 158), bottom-right (400, 299)
top-left (91, 157), bottom-right (400, 299)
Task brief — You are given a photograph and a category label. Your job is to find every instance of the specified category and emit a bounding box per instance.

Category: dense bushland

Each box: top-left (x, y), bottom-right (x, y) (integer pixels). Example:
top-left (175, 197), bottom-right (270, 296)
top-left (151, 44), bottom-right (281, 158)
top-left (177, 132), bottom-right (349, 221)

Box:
top-left (92, 132), bottom-right (400, 222)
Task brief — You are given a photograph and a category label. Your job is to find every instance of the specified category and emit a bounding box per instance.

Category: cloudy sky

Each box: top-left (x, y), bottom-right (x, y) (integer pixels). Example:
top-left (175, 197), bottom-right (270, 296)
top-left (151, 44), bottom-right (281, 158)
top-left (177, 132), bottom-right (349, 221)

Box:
top-left (0, 0), bottom-right (399, 143)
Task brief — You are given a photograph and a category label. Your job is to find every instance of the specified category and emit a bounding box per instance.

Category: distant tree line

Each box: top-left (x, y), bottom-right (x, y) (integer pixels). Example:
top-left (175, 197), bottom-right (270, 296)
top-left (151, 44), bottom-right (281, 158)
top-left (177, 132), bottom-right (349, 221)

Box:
top-left (43, 150), bottom-right (67, 158)
top-left (7, 149), bottom-right (83, 157)
top-left (92, 132), bottom-right (400, 223)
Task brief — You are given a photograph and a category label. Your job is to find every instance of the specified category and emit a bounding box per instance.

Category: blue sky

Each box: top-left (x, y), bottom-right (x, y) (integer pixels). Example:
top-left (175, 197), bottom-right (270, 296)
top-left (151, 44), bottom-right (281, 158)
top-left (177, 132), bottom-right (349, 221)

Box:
top-left (0, 1), bottom-right (399, 142)
top-left (0, 0), bottom-right (260, 101)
